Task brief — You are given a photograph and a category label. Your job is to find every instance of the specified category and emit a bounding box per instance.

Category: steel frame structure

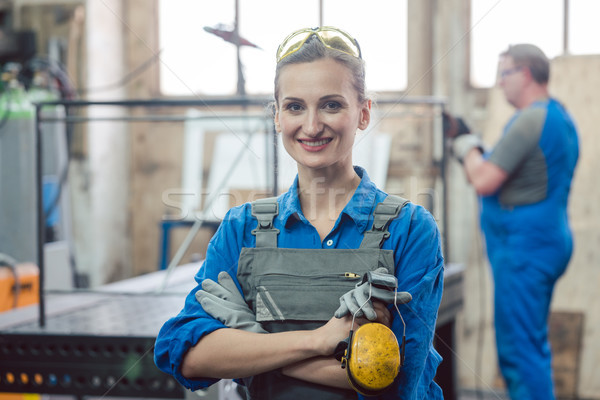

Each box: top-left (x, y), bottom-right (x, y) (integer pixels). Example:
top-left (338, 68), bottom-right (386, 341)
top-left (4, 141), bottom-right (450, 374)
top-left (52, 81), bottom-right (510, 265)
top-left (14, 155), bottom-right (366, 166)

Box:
top-left (0, 96), bottom-right (462, 399)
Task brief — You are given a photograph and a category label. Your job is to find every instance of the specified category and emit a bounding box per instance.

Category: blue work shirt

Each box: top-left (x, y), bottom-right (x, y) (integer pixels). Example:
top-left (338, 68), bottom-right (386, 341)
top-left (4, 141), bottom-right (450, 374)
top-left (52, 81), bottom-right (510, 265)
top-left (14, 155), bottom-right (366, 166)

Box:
top-left (154, 166), bottom-right (444, 399)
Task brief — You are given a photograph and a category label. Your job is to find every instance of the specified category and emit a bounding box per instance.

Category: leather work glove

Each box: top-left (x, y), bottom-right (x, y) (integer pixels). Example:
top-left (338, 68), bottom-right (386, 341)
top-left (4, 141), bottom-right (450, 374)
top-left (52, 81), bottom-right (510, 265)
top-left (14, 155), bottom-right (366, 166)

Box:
top-left (195, 271), bottom-right (267, 333)
top-left (452, 134), bottom-right (484, 164)
top-left (334, 267), bottom-right (412, 321)
top-left (443, 111), bottom-right (484, 164)
top-left (442, 111), bottom-right (471, 138)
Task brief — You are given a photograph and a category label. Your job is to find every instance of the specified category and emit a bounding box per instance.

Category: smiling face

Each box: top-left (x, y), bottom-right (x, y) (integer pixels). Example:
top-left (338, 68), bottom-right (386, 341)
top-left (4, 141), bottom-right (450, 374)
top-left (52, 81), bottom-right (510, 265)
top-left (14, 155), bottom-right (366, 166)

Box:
top-left (274, 58), bottom-right (370, 176)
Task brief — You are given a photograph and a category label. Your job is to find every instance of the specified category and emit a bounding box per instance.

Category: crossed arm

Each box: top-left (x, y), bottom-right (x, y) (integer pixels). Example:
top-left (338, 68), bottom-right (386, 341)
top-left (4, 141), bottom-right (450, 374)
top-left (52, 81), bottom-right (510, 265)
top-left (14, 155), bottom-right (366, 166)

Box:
top-left (181, 302), bottom-right (391, 389)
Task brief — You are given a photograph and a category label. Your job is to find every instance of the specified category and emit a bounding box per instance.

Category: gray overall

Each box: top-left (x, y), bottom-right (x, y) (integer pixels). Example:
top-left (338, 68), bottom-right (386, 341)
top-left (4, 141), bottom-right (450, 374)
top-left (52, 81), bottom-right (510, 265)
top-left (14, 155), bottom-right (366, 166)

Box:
top-left (236, 195), bottom-right (408, 400)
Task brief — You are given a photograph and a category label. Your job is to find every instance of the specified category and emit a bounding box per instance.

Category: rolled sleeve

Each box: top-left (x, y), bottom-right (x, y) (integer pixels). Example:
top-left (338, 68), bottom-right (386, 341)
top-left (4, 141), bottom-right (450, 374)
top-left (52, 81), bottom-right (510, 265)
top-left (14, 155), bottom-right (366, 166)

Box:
top-left (154, 289), bottom-right (226, 390)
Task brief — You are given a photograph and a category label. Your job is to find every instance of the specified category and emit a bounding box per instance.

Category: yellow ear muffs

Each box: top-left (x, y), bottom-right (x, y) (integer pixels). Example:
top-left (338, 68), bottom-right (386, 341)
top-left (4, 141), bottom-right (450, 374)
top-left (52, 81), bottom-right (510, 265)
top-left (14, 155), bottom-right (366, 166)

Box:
top-left (336, 270), bottom-right (410, 396)
top-left (341, 323), bottom-right (401, 396)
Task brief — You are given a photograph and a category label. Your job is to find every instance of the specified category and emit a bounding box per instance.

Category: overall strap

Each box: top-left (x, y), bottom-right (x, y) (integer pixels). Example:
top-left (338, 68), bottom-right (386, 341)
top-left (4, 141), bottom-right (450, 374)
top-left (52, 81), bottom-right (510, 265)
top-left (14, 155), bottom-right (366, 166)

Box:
top-left (251, 197), bottom-right (280, 248)
top-left (360, 195), bottom-right (409, 249)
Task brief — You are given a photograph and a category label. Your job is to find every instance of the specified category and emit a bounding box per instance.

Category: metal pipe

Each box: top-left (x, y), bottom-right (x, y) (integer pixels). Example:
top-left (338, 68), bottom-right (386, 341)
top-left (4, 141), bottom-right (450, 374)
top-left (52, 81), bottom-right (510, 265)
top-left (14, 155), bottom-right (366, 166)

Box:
top-left (563, 0), bottom-right (570, 55)
top-left (32, 96), bottom-right (273, 109)
top-left (37, 113), bottom-right (270, 124)
top-left (31, 95), bottom-right (445, 110)
top-left (35, 104), bottom-right (46, 327)
top-left (272, 121), bottom-right (278, 196)
top-left (440, 105), bottom-right (450, 262)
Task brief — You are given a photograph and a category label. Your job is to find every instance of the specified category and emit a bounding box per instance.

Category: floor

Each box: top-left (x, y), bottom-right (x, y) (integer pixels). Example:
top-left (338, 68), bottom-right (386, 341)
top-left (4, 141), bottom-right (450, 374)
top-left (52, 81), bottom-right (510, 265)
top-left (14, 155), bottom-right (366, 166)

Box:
top-left (28, 387), bottom-right (512, 400)
top-left (459, 388), bottom-right (510, 400)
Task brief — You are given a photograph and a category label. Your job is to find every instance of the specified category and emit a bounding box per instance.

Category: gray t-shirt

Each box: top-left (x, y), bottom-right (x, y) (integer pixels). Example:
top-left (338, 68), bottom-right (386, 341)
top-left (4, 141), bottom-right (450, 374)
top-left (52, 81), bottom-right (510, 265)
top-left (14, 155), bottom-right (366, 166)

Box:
top-left (488, 107), bottom-right (548, 206)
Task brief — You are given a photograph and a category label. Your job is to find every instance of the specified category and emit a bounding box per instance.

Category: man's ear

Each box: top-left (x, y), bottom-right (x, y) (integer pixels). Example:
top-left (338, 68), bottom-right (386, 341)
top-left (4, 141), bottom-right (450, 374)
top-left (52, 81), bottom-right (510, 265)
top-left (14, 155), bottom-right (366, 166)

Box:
top-left (522, 66), bottom-right (534, 82)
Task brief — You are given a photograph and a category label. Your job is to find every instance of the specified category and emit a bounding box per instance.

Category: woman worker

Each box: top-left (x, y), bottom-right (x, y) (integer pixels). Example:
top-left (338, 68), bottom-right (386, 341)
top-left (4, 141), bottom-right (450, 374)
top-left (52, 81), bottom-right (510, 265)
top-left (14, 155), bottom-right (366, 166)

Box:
top-left (154, 26), bottom-right (444, 399)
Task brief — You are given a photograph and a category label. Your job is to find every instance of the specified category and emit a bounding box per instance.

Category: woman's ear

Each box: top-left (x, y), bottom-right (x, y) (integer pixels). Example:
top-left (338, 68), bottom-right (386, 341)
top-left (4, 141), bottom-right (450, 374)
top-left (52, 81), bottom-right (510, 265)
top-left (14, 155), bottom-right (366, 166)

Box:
top-left (274, 109), bottom-right (281, 133)
top-left (358, 99), bottom-right (371, 130)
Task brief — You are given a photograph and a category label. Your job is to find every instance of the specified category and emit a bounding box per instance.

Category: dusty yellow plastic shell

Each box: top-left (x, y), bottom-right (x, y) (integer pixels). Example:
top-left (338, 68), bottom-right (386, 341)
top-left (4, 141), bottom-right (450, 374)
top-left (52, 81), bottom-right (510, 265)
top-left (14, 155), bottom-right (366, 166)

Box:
top-left (346, 323), bottom-right (400, 395)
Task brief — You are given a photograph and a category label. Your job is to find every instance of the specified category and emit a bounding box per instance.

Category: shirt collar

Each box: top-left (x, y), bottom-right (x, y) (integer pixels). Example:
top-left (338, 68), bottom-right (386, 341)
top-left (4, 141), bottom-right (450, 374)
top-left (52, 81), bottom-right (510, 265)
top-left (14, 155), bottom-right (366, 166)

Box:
top-left (342, 166), bottom-right (378, 232)
top-left (278, 166), bottom-right (378, 232)
top-left (279, 178), bottom-right (303, 228)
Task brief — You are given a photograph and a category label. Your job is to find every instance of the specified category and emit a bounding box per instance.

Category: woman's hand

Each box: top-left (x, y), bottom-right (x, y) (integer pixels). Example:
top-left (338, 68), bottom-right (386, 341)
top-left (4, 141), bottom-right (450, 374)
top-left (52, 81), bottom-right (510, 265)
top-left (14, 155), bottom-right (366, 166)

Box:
top-left (370, 300), bottom-right (392, 327)
top-left (280, 301), bottom-right (393, 388)
top-left (334, 268), bottom-right (411, 321)
top-left (312, 300), bottom-right (392, 356)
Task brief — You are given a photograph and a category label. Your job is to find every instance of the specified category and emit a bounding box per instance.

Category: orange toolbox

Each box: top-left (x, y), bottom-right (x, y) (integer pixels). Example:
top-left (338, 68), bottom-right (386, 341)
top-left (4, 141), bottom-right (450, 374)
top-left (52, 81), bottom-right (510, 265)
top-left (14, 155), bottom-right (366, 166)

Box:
top-left (0, 263), bottom-right (39, 312)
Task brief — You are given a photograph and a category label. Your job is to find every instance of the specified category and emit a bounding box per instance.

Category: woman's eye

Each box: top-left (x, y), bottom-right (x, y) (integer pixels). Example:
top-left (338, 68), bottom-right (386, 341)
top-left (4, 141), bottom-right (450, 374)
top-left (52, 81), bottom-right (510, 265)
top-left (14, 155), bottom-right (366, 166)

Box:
top-left (285, 103), bottom-right (302, 112)
top-left (285, 103), bottom-right (302, 111)
top-left (323, 101), bottom-right (341, 110)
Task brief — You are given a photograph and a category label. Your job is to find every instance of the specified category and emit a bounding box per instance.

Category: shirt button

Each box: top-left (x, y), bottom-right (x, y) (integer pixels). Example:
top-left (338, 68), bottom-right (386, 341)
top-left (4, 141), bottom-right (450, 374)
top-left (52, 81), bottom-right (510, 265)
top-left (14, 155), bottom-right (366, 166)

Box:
top-left (326, 239), bottom-right (334, 247)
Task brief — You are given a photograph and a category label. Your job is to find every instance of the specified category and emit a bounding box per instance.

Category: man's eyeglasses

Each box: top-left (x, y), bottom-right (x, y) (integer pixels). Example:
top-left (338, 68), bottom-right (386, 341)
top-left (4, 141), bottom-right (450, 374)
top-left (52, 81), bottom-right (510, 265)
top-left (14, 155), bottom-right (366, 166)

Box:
top-left (276, 26), bottom-right (362, 63)
top-left (499, 66), bottom-right (523, 79)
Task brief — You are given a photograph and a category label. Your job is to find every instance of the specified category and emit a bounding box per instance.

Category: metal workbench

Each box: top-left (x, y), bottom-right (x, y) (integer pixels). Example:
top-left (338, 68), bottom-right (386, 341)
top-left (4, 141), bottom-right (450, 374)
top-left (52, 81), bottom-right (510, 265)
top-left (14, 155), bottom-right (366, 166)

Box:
top-left (0, 264), bottom-right (199, 399)
top-left (0, 262), bottom-right (463, 399)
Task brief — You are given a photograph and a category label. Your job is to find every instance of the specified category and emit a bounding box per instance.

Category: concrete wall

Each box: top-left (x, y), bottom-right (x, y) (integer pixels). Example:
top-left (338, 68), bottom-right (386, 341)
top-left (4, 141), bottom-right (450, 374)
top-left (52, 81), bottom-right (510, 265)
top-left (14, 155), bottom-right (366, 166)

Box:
top-left (83, 0), bottom-right (131, 286)
top-left (543, 54), bottom-right (600, 399)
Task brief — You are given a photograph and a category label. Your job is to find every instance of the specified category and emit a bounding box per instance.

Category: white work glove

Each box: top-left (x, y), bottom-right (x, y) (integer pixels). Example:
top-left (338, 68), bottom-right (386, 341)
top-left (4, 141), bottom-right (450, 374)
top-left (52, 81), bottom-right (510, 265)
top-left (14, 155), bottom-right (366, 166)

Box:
top-left (334, 267), bottom-right (412, 321)
top-left (452, 134), bottom-right (484, 164)
top-left (195, 271), bottom-right (267, 333)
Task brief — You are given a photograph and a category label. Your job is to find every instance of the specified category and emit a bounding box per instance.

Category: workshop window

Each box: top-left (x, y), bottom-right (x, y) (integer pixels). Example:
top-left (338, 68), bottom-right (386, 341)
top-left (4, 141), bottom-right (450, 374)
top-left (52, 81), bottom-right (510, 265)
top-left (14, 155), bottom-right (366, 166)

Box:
top-left (470, 0), bottom-right (600, 88)
top-left (159, 0), bottom-right (407, 96)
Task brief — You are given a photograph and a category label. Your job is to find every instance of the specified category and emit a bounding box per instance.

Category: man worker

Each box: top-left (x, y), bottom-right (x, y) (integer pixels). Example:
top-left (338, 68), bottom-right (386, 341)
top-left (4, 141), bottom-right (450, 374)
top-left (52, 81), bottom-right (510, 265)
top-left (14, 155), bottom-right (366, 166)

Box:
top-left (450, 44), bottom-right (579, 400)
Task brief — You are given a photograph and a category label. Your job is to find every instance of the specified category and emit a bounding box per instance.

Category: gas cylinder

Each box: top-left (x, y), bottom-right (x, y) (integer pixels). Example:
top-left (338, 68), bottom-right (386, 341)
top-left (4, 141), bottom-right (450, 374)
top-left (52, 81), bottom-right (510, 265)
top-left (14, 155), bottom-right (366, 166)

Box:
top-left (0, 62), bottom-right (38, 264)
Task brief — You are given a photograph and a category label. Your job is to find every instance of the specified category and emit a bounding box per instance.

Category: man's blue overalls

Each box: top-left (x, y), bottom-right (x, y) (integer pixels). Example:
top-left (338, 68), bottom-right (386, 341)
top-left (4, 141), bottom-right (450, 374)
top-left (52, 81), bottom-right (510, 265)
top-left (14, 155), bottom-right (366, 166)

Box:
top-left (480, 98), bottom-right (579, 400)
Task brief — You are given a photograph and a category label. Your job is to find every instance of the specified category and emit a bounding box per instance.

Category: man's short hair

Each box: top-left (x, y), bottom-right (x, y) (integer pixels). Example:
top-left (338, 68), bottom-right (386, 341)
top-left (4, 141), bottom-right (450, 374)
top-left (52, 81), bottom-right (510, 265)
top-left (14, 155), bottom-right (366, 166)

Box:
top-left (502, 44), bottom-right (550, 84)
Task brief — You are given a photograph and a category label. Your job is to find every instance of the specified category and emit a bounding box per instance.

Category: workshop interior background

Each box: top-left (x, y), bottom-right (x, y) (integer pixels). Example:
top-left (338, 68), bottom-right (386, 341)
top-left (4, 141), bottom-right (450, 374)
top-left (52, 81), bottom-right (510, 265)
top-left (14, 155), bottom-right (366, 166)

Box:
top-left (0, 0), bottom-right (599, 399)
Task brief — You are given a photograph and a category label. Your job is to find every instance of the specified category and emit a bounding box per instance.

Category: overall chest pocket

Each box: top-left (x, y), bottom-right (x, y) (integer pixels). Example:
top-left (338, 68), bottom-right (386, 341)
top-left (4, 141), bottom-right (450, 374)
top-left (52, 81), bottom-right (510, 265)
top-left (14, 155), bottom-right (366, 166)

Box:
top-left (238, 248), bottom-right (394, 322)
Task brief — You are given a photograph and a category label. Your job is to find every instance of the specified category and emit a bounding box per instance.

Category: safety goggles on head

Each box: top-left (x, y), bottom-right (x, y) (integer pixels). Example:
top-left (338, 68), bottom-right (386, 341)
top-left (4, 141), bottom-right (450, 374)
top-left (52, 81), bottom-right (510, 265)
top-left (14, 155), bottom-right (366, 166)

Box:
top-left (276, 26), bottom-right (362, 63)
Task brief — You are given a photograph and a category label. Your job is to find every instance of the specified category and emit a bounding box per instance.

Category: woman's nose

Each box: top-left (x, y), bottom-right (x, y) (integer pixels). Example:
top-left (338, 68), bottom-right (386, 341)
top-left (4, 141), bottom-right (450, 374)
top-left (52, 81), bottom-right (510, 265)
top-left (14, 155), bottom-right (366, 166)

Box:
top-left (303, 110), bottom-right (323, 136)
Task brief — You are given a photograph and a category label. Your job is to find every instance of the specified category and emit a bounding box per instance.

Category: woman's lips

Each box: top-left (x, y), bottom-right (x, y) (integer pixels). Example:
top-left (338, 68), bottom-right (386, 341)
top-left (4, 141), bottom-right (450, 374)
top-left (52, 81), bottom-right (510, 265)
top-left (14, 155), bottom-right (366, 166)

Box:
top-left (298, 138), bottom-right (332, 151)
